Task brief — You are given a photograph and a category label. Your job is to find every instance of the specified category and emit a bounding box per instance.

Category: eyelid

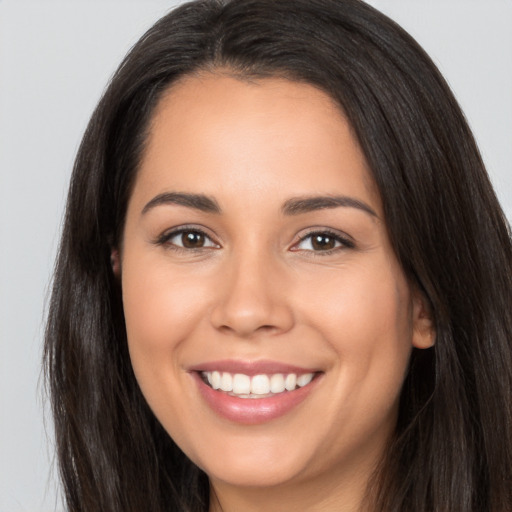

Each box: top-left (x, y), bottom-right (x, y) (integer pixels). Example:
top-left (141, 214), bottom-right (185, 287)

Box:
top-left (290, 227), bottom-right (355, 253)
top-left (154, 224), bottom-right (221, 250)
top-left (153, 225), bottom-right (354, 254)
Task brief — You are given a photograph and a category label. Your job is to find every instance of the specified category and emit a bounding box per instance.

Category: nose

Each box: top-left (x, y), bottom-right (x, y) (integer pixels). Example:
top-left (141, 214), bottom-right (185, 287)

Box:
top-left (209, 250), bottom-right (294, 338)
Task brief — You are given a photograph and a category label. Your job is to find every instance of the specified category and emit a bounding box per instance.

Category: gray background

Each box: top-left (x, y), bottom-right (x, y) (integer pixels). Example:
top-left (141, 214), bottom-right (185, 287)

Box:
top-left (1, 1), bottom-right (511, 510)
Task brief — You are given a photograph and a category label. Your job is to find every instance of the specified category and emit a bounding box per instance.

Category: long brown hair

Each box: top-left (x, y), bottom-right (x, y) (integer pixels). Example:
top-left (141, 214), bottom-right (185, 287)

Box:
top-left (45, 0), bottom-right (512, 510)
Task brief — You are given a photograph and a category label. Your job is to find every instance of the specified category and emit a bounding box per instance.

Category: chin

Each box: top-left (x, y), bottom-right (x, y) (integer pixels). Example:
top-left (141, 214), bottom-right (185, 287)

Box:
top-left (205, 460), bottom-right (305, 489)
top-left (189, 434), bottom-right (315, 489)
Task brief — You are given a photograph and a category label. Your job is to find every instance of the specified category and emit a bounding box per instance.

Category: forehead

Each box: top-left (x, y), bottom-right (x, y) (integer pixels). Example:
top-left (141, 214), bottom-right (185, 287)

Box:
top-left (131, 73), bottom-right (380, 214)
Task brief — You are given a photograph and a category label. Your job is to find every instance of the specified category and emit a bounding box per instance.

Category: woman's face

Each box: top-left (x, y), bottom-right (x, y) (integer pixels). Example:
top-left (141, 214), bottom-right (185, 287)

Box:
top-left (120, 74), bottom-right (433, 503)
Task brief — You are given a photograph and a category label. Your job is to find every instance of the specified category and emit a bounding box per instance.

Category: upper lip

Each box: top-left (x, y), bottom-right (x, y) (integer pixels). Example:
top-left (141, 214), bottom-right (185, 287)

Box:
top-left (188, 359), bottom-right (320, 376)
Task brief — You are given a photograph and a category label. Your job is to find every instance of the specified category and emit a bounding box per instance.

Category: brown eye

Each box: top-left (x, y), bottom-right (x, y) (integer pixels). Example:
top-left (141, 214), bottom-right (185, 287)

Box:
top-left (159, 228), bottom-right (218, 251)
top-left (181, 231), bottom-right (206, 248)
top-left (293, 230), bottom-right (354, 253)
top-left (311, 234), bottom-right (336, 251)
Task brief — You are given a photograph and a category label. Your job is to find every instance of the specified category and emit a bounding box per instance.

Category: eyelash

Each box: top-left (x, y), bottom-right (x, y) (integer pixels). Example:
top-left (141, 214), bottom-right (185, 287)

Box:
top-left (154, 227), bottom-right (355, 255)
top-left (155, 226), bottom-right (219, 253)
top-left (292, 229), bottom-right (355, 255)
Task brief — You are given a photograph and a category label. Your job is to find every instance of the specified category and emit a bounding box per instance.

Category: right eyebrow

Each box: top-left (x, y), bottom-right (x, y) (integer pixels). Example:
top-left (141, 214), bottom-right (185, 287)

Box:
top-left (141, 192), bottom-right (222, 215)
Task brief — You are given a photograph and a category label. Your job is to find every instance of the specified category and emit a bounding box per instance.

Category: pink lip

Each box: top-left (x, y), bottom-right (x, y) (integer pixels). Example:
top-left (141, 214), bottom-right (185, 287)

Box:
top-left (189, 360), bottom-right (322, 425)
top-left (189, 359), bottom-right (317, 376)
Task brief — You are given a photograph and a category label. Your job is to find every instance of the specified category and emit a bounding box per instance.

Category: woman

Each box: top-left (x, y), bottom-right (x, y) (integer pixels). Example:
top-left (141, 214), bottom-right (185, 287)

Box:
top-left (44, 0), bottom-right (512, 510)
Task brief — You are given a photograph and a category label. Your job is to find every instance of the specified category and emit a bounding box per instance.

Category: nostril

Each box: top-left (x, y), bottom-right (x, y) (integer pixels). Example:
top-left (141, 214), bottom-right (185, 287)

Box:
top-left (216, 323), bottom-right (281, 338)
top-left (209, 276), bottom-right (295, 337)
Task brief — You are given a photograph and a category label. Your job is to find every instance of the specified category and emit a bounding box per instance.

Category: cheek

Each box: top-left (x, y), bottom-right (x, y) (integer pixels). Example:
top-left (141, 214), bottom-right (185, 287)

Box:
top-left (300, 261), bottom-right (412, 345)
top-left (297, 259), bottom-right (413, 402)
top-left (121, 254), bottom-right (209, 382)
top-left (298, 262), bottom-right (413, 447)
top-left (120, 255), bottom-right (215, 446)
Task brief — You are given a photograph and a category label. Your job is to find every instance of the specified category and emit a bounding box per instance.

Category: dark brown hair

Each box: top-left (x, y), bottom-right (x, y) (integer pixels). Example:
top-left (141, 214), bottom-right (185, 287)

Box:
top-left (45, 0), bottom-right (512, 510)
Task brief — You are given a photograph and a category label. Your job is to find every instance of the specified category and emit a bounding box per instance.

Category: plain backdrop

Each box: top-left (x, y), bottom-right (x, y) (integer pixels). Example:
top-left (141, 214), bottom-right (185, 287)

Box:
top-left (0, 1), bottom-right (511, 510)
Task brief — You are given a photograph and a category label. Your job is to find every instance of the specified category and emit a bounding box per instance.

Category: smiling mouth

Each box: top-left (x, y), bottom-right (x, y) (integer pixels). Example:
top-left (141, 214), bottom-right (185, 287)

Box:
top-left (200, 371), bottom-right (316, 399)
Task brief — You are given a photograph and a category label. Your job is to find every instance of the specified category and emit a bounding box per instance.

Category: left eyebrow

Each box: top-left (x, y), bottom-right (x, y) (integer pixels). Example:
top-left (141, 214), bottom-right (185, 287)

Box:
top-left (281, 195), bottom-right (378, 218)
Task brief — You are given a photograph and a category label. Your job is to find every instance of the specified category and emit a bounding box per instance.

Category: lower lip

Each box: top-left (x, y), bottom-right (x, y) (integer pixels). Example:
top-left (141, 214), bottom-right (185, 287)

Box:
top-left (192, 372), bottom-right (320, 425)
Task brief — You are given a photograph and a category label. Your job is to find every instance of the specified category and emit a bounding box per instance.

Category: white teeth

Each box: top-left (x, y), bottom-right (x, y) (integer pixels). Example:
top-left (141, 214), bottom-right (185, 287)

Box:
top-left (285, 373), bottom-right (297, 391)
top-left (297, 373), bottom-right (314, 387)
top-left (270, 373), bottom-right (285, 393)
top-left (211, 371), bottom-right (221, 390)
top-left (203, 371), bottom-right (315, 397)
top-left (220, 372), bottom-right (233, 392)
top-left (232, 373), bottom-right (251, 394)
top-left (251, 374), bottom-right (270, 395)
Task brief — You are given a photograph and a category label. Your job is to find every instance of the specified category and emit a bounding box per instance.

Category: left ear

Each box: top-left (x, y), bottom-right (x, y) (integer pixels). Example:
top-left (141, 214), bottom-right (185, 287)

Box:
top-left (110, 248), bottom-right (121, 278)
top-left (411, 286), bottom-right (436, 349)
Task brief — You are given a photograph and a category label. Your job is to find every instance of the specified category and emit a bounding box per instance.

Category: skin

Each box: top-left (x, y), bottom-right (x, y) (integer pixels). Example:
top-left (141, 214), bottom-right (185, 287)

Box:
top-left (118, 73), bottom-right (434, 512)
